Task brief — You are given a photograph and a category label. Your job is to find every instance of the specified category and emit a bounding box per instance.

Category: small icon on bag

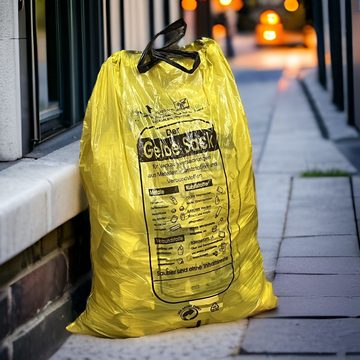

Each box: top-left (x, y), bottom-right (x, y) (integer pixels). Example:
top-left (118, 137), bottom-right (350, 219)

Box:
top-left (215, 206), bottom-right (222, 218)
top-left (178, 305), bottom-right (199, 321)
top-left (173, 98), bottom-right (189, 110)
top-left (170, 196), bottom-right (178, 205)
top-left (217, 186), bottom-right (224, 194)
top-left (219, 242), bottom-right (227, 252)
top-left (178, 245), bottom-right (184, 255)
top-left (210, 302), bottom-right (220, 312)
top-left (170, 223), bottom-right (181, 232)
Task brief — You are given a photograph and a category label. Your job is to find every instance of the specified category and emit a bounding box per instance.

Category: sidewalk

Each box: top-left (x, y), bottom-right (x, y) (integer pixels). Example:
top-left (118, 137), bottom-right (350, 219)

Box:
top-left (236, 68), bottom-right (360, 358)
top-left (51, 58), bottom-right (360, 359)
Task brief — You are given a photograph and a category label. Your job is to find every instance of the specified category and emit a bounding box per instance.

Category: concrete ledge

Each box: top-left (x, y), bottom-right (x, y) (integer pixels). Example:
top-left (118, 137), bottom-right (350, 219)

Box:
top-left (0, 141), bottom-right (88, 265)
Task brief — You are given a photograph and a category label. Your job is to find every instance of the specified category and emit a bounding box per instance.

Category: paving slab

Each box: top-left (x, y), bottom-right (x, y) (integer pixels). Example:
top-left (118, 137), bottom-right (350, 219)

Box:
top-left (255, 296), bottom-right (360, 318)
top-left (241, 319), bottom-right (360, 354)
top-left (237, 76), bottom-right (279, 169)
top-left (257, 212), bottom-right (287, 239)
top-left (256, 174), bottom-right (290, 239)
top-left (259, 139), bottom-right (356, 174)
top-left (279, 236), bottom-right (360, 257)
top-left (284, 198), bottom-right (356, 237)
top-left (291, 177), bottom-right (352, 199)
top-left (257, 78), bottom-right (356, 174)
top-left (352, 176), bottom-right (360, 198)
top-left (337, 140), bottom-right (360, 174)
top-left (276, 257), bottom-right (360, 274)
top-left (258, 237), bottom-right (282, 254)
top-left (50, 320), bottom-right (248, 360)
top-left (273, 274), bottom-right (360, 297)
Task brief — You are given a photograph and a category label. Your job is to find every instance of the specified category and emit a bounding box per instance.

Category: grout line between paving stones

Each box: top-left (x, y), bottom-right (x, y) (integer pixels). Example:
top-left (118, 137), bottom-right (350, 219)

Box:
top-left (282, 233), bottom-right (356, 239)
top-left (276, 272), bottom-right (360, 275)
top-left (279, 255), bottom-right (360, 258)
top-left (277, 295), bottom-right (360, 298)
top-left (273, 176), bottom-right (294, 278)
top-left (237, 320), bottom-right (251, 355)
top-left (269, 295), bottom-right (360, 300)
top-left (350, 176), bottom-right (360, 250)
top-left (261, 315), bottom-right (360, 320)
top-left (239, 350), bottom-right (336, 356)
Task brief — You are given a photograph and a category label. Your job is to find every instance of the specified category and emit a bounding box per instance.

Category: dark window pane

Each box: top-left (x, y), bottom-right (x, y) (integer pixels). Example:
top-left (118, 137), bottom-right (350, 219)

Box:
top-left (35, 0), bottom-right (60, 120)
top-left (27, 0), bottom-right (106, 145)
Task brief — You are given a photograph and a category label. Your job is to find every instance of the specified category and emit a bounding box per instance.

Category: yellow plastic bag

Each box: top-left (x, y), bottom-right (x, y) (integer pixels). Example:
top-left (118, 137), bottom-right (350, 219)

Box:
top-left (67, 19), bottom-right (277, 338)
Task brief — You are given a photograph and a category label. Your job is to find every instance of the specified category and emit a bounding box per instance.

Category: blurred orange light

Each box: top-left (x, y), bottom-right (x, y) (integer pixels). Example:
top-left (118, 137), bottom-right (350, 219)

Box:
top-left (284, 0), bottom-right (299, 12)
top-left (303, 25), bottom-right (317, 48)
top-left (181, 0), bottom-right (197, 11)
top-left (212, 23), bottom-right (227, 39)
top-left (213, 0), bottom-right (244, 11)
top-left (219, 0), bottom-right (232, 5)
top-left (260, 10), bottom-right (280, 25)
top-left (263, 30), bottom-right (277, 41)
top-left (256, 22), bottom-right (283, 45)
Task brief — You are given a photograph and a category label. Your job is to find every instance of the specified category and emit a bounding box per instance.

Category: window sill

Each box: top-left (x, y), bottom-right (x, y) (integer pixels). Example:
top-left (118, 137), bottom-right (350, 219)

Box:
top-left (0, 141), bottom-right (88, 265)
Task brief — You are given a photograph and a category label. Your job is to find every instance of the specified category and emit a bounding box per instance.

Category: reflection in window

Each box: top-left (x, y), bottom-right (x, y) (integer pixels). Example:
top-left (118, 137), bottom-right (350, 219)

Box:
top-left (35, 0), bottom-right (60, 120)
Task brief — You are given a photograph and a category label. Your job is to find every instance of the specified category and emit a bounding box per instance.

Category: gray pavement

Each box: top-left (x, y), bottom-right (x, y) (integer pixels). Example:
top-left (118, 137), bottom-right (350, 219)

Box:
top-left (51, 57), bottom-right (360, 359)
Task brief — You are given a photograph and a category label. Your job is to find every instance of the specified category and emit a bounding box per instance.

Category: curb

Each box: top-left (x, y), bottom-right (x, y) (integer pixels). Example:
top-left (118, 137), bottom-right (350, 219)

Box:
top-left (298, 68), bottom-right (359, 141)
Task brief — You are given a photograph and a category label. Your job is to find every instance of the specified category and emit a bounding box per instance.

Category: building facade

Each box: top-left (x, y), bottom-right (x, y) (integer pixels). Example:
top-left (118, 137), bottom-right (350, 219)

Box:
top-left (313, 0), bottom-right (360, 130)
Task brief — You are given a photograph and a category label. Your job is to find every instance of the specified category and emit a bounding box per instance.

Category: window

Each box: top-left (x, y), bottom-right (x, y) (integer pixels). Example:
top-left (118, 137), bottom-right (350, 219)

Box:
top-left (34, 0), bottom-right (62, 137)
top-left (27, 0), bottom-right (107, 146)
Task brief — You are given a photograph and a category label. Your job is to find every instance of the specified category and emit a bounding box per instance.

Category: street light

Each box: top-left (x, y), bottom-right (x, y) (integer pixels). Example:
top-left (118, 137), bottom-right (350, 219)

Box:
top-left (260, 10), bottom-right (280, 26)
top-left (255, 10), bottom-right (284, 46)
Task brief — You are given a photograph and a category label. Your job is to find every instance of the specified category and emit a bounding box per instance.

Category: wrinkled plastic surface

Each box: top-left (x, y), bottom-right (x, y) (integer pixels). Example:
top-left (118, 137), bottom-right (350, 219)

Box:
top-left (67, 38), bottom-right (277, 338)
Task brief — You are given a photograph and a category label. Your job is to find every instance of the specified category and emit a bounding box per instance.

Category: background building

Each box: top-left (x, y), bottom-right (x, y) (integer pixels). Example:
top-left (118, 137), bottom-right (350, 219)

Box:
top-left (313, 0), bottom-right (360, 130)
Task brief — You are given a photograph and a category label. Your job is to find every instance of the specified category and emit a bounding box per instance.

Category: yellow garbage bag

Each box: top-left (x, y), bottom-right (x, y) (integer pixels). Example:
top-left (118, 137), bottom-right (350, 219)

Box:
top-left (67, 19), bottom-right (277, 338)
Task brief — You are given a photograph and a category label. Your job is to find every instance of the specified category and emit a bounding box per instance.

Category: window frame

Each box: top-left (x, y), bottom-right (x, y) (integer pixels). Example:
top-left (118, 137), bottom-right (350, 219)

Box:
top-left (24, 0), bottom-right (107, 149)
